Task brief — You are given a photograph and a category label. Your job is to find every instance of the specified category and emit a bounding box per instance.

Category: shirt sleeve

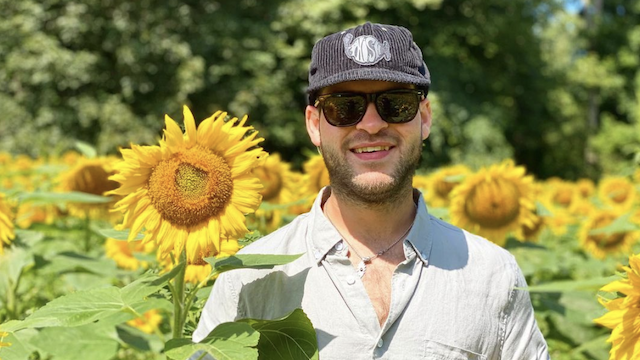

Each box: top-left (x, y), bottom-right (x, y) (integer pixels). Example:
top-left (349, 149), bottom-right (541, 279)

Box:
top-left (501, 260), bottom-right (550, 360)
top-left (192, 272), bottom-right (241, 342)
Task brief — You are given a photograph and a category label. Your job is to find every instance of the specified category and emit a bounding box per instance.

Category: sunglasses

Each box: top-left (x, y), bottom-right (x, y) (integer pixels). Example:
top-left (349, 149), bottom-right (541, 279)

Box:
top-left (314, 89), bottom-right (425, 127)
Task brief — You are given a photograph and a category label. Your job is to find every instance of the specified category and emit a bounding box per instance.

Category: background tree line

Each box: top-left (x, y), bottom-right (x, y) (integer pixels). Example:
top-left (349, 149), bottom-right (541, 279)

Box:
top-left (0, 0), bottom-right (638, 179)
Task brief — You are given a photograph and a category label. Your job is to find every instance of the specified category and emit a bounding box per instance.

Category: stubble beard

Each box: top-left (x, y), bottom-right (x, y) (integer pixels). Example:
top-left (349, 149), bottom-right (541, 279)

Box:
top-left (322, 137), bottom-right (422, 207)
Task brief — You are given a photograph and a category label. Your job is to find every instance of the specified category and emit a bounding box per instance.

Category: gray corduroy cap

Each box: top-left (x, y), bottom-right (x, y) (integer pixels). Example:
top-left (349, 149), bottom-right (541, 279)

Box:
top-left (307, 22), bottom-right (430, 104)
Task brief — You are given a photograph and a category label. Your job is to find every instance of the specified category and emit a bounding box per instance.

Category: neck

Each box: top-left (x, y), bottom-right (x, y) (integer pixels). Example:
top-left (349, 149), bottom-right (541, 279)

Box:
top-left (323, 186), bottom-right (417, 249)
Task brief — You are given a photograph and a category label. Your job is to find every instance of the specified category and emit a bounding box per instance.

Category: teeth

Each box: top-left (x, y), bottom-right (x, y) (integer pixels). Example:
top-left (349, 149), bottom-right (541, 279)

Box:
top-left (354, 146), bottom-right (390, 154)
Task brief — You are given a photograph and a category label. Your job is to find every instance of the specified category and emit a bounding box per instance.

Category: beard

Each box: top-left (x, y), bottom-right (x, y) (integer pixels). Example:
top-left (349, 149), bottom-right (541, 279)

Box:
top-left (321, 132), bottom-right (422, 206)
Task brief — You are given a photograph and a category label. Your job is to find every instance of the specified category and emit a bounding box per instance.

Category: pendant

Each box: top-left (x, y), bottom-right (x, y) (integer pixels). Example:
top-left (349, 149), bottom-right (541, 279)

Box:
top-left (356, 260), bottom-right (366, 278)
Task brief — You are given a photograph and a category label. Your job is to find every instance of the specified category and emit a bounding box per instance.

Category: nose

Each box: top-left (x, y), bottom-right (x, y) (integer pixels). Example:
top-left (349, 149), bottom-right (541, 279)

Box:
top-left (355, 102), bottom-right (388, 134)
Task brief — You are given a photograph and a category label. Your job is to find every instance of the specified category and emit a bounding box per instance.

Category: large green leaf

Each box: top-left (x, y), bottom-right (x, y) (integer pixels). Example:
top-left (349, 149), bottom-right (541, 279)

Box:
top-left (165, 322), bottom-right (259, 360)
top-left (240, 308), bottom-right (318, 360)
top-left (30, 323), bottom-right (119, 360)
top-left (0, 272), bottom-right (174, 332)
top-left (204, 254), bottom-right (303, 278)
top-left (39, 251), bottom-right (118, 277)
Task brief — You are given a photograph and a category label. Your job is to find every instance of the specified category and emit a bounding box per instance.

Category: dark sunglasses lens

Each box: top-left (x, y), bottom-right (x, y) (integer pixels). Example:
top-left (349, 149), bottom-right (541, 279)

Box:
top-left (324, 96), bottom-right (366, 126)
top-left (376, 92), bottom-right (419, 123)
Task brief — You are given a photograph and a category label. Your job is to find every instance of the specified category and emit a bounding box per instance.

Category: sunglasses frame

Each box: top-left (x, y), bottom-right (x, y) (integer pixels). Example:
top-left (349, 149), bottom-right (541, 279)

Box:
top-left (314, 89), bottom-right (425, 127)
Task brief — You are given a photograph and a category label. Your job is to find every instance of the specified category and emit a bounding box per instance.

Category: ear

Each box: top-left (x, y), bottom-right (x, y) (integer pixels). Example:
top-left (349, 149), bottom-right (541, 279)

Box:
top-left (420, 98), bottom-right (432, 141)
top-left (305, 105), bottom-right (322, 147)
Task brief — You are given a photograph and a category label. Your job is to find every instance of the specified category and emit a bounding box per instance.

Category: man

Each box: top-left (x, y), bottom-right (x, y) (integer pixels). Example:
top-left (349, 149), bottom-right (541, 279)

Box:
top-left (193, 22), bottom-right (549, 359)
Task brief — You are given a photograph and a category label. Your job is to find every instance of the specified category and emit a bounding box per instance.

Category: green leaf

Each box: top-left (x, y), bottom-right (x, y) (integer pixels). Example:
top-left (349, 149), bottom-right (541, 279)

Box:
top-left (30, 323), bottom-right (118, 360)
top-left (75, 141), bottom-right (97, 158)
top-left (165, 322), bottom-right (259, 360)
top-left (116, 325), bottom-right (164, 353)
top-left (0, 273), bottom-right (173, 332)
top-left (40, 251), bottom-right (118, 277)
top-left (205, 254), bottom-right (303, 278)
top-left (589, 212), bottom-right (640, 236)
top-left (519, 276), bottom-right (618, 293)
top-left (95, 227), bottom-right (144, 241)
top-left (18, 191), bottom-right (112, 206)
top-left (240, 308), bottom-right (318, 360)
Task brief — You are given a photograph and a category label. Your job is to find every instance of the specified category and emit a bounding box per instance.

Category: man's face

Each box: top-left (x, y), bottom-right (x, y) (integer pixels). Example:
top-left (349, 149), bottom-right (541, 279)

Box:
top-left (305, 80), bottom-right (432, 205)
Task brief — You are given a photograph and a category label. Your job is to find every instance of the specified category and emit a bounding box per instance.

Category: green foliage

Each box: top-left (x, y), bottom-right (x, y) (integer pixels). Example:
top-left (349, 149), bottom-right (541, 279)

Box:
top-left (165, 322), bottom-right (260, 360)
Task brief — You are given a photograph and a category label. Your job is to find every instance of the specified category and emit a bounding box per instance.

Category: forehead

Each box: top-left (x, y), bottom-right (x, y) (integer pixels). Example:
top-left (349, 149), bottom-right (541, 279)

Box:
top-left (321, 80), bottom-right (415, 94)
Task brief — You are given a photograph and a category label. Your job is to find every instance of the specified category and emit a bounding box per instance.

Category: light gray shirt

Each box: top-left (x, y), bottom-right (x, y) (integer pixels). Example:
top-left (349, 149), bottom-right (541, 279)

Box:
top-left (193, 188), bottom-right (549, 360)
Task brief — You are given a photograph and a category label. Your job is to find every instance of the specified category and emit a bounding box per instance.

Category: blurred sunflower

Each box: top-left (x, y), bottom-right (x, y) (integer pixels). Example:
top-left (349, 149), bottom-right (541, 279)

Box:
top-left (295, 154), bottom-right (330, 213)
top-left (105, 238), bottom-right (156, 271)
top-left (449, 160), bottom-right (536, 246)
top-left (515, 212), bottom-right (546, 242)
top-left (251, 153), bottom-right (297, 233)
top-left (579, 209), bottom-right (640, 259)
top-left (424, 165), bottom-right (470, 208)
top-left (594, 253), bottom-right (640, 360)
top-left (126, 309), bottom-right (163, 334)
top-left (598, 176), bottom-right (637, 211)
top-left (412, 173), bottom-right (429, 193)
top-left (576, 178), bottom-right (596, 200)
top-left (109, 106), bottom-right (266, 263)
top-left (57, 156), bottom-right (120, 220)
top-left (543, 179), bottom-right (579, 212)
top-left (0, 193), bottom-right (15, 255)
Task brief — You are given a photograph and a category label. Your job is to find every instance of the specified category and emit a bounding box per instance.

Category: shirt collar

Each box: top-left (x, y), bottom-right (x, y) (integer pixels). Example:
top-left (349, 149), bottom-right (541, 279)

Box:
top-left (307, 187), bottom-right (433, 267)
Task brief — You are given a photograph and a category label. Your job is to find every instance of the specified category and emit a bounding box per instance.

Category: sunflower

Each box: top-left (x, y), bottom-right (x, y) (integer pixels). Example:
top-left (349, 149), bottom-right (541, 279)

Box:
top-left (126, 309), bottom-right (163, 334)
top-left (56, 156), bottom-right (120, 220)
top-left (105, 238), bottom-right (156, 271)
top-left (594, 253), bottom-right (640, 359)
top-left (598, 176), bottom-right (637, 211)
top-left (449, 160), bottom-right (536, 246)
top-left (542, 179), bottom-right (580, 213)
top-left (579, 209), bottom-right (640, 259)
top-left (576, 178), bottom-right (596, 200)
top-left (109, 106), bottom-right (266, 263)
top-left (514, 212), bottom-right (547, 242)
top-left (0, 193), bottom-right (15, 255)
top-left (302, 154), bottom-right (330, 196)
top-left (423, 165), bottom-right (470, 208)
top-left (250, 153), bottom-right (297, 232)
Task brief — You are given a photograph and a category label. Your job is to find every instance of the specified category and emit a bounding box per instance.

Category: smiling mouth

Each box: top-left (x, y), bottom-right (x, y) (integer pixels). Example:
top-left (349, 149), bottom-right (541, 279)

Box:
top-left (352, 146), bottom-right (391, 154)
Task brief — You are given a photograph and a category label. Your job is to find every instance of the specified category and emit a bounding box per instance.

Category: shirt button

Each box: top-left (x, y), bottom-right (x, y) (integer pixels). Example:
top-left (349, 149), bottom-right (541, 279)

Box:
top-left (314, 250), bottom-right (322, 260)
top-left (346, 276), bottom-right (356, 285)
top-left (335, 241), bottom-right (344, 251)
top-left (377, 339), bottom-right (384, 348)
top-left (421, 252), bottom-right (427, 258)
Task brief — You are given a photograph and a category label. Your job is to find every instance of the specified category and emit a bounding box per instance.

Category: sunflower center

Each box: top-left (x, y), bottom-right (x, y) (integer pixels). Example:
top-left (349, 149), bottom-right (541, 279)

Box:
top-left (592, 214), bottom-right (626, 249)
top-left (464, 178), bottom-right (521, 229)
top-left (553, 188), bottom-right (573, 208)
top-left (609, 188), bottom-right (629, 204)
top-left (147, 146), bottom-right (233, 228)
top-left (254, 167), bottom-right (282, 202)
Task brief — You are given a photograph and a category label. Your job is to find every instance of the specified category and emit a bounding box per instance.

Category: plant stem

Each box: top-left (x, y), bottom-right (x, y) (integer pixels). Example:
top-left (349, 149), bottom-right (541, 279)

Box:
top-left (84, 211), bottom-right (91, 252)
top-left (171, 250), bottom-right (187, 339)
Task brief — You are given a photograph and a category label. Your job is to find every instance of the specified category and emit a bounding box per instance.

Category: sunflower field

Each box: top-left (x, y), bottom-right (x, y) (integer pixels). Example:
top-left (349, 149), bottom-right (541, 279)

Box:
top-left (0, 104), bottom-right (638, 359)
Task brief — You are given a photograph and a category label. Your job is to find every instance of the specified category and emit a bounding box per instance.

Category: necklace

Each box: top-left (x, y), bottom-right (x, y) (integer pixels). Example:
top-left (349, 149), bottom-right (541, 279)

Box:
top-left (344, 221), bottom-right (414, 278)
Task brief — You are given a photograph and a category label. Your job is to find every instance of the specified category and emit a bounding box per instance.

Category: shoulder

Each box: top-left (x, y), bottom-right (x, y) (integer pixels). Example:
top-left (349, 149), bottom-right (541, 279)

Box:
top-left (238, 212), bottom-right (311, 255)
top-left (426, 214), bottom-right (521, 281)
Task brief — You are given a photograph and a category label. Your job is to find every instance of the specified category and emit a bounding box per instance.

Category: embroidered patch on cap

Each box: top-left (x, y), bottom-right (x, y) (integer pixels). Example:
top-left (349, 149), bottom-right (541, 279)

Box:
top-left (343, 33), bottom-right (391, 66)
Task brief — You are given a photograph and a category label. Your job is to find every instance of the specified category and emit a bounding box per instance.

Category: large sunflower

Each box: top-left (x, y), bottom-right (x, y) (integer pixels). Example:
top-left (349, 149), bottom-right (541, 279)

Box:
top-left (449, 160), bottom-right (536, 246)
top-left (109, 106), bottom-right (266, 263)
top-left (0, 193), bottom-right (15, 255)
top-left (579, 209), bottom-right (640, 259)
top-left (598, 176), bottom-right (637, 212)
top-left (594, 253), bottom-right (640, 359)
